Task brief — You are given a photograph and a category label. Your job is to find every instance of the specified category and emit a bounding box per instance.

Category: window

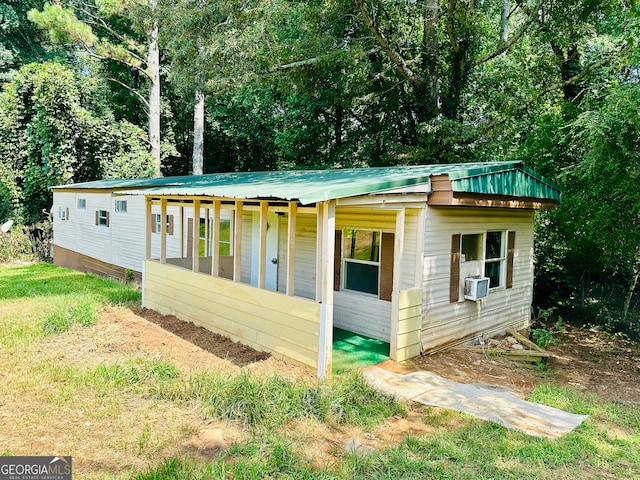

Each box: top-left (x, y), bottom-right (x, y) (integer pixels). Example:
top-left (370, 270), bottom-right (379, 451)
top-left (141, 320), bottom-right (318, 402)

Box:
top-left (58, 207), bottom-right (68, 221)
top-left (115, 200), bottom-right (127, 213)
top-left (152, 214), bottom-right (174, 235)
top-left (342, 229), bottom-right (380, 295)
top-left (450, 231), bottom-right (515, 303)
top-left (484, 231), bottom-right (505, 287)
top-left (460, 231), bottom-right (506, 288)
top-left (77, 198), bottom-right (86, 210)
top-left (461, 234), bottom-right (482, 261)
top-left (97, 210), bottom-right (109, 227)
top-left (154, 214), bottom-right (162, 234)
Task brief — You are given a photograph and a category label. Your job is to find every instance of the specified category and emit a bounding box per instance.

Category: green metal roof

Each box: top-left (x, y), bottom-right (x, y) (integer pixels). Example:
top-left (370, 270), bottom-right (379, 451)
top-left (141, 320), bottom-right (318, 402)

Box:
top-left (53, 162), bottom-right (561, 205)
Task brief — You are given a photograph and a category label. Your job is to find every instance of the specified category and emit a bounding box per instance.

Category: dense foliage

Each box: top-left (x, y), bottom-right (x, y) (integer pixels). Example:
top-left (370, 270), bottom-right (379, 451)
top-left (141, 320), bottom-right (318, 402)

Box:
top-left (0, 0), bottom-right (638, 333)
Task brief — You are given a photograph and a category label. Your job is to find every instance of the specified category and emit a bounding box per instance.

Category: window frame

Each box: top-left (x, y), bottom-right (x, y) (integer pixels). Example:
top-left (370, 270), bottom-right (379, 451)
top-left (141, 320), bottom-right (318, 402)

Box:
top-left (77, 198), bottom-right (86, 210)
top-left (97, 210), bottom-right (109, 227)
top-left (460, 231), bottom-right (507, 289)
top-left (58, 207), bottom-right (68, 221)
top-left (115, 200), bottom-right (127, 213)
top-left (341, 229), bottom-right (381, 297)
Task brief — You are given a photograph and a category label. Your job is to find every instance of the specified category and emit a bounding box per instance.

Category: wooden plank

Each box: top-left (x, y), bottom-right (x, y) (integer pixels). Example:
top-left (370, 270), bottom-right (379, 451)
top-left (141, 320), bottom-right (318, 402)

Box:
top-left (396, 330), bottom-right (421, 349)
top-left (145, 261), bottom-right (321, 322)
top-left (455, 346), bottom-right (550, 360)
top-left (399, 287), bottom-right (422, 309)
top-left (144, 277), bottom-right (320, 342)
top-left (145, 197), bottom-right (152, 259)
top-left (192, 199), bottom-right (200, 273)
top-left (396, 343), bottom-right (421, 362)
top-left (258, 201), bottom-right (268, 289)
top-left (286, 202), bottom-right (297, 296)
top-left (506, 327), bottom-right (546, 353)
top-left (144, 261), bottom-right (321, 370)
top-left (389, 209), bottom-right (405, 361)
top-left (234, 201), bottom-right (243, 282)
top-left (398, 313), bottom-right (422, 333)
top-left (160, 198), bottom-right (167, 264)
top-left (211, 200), bottom-right (220, 277)
top-left (399, 304), bottom-right (422, 321)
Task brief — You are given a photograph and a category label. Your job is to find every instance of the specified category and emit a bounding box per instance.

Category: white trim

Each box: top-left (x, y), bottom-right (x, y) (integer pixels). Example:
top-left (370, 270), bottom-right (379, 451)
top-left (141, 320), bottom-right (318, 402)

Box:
top-left (389, 209), bottom-right (405, 359)
top-left (141, 260), bottom-right (146, 308)
top-left (317, 200), bottom-right (335, 379)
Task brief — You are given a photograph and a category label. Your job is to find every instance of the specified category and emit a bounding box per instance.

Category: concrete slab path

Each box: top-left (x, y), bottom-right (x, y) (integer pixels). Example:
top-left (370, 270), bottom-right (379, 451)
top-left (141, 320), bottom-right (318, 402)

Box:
top-left (361, 365), bottom-right (588, 439)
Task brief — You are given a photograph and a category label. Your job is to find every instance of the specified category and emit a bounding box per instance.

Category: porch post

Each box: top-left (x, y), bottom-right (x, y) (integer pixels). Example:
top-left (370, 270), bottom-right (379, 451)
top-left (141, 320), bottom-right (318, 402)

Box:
top-left (233, 201), bottom-right (243, 282)
top-left (389, 208), bottom-right (405, 360)
top-left (211, 199), bottom-right (220, 277)
top-left (315, 203), bottom-right (324, 302)
top-left (414, 208), bottom-right (426, 289)
top-left (317, 200), bottom-right (335, 379)
top-left (192, 199), bottom-right (200, 273)
top-left (286, 201), bottom-right (297, 296)
top-left (160, 197), bottom-right (167, 264)
top-left (258, 201), bottom-right (268, 288)
top-left (179, 205), bottom-right (185, 258)
top-left (145, 197), bottom-right (152, 260)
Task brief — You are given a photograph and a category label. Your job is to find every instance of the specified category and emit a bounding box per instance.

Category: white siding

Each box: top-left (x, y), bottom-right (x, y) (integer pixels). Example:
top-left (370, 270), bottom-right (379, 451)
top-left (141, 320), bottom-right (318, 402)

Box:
top-left (334, 291), bottom-right (392, 342)
top-left (292, 213), bottom-right (317, 300)
top-left (52, 192), bottom-right (148, 272)
top-left (149, 203), bottom-right (182, 261)
top-left (110, 195), bottom-right (147, 272)
top-left (401, 210), bottom-right (420, 290)
top-left (52, 192), bottom-right (78, 252)
top-left (421, 207), bottom-right (535, 351)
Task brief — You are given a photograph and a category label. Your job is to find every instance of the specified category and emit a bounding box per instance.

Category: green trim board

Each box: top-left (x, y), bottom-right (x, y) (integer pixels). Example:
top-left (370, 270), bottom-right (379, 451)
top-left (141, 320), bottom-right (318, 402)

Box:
top-left (52, 162), bottom-right (561, 206)
top-left (332, 328), bottom-right (390, 373)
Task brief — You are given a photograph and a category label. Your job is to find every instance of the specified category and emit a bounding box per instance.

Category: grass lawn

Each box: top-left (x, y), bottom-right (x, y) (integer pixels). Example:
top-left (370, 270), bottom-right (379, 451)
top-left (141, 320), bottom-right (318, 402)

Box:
top-left (1, 263), bottom-right (639, 479)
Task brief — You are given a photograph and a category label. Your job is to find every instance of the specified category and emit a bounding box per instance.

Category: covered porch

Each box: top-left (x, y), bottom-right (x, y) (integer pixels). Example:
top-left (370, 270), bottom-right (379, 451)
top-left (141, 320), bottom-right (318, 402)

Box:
top-left (137, 188), bottom-right (424, 377)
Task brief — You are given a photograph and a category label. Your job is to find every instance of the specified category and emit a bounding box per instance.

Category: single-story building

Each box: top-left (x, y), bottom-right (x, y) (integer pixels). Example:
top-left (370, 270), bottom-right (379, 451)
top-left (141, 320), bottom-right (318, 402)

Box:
top-left (51, 162), bottom-right (561, 377)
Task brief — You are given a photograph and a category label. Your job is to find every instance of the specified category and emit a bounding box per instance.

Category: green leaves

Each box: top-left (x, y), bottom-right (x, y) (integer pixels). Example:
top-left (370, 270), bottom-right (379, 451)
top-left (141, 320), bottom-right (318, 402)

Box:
top-left (0, 61), bottom-right (152, 222)
top-left (28, 3), bottom-right (97, 47)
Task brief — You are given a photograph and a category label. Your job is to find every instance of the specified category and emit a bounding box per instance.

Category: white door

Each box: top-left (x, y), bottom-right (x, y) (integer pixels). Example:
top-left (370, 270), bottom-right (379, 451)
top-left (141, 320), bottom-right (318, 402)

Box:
top-left (251, 212), bottom-right (279, 291)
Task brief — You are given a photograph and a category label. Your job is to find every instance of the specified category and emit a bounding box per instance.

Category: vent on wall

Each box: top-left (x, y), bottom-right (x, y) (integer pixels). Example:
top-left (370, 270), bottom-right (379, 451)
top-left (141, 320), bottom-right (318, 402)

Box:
top-left (464, 277), bottom-right (490, 301)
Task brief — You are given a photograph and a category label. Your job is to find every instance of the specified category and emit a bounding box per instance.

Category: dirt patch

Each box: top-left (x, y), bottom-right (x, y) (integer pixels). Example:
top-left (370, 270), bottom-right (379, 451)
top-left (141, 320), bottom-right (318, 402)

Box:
top-left (4, 305), bottom-right (640, 478)
top-left (411, 324), bottom-right (640, 405)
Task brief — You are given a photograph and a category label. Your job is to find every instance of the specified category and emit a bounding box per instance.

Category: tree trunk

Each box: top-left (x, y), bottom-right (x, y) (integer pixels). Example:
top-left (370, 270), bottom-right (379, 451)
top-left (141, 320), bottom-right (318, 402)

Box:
top-left (416, 0), bottom-right (439, 123)
top-left (622, 257), bottom-right (640, 321)
top-left (500, 0), bottom-right (511, 42)
top-left (334, 103), bottom-right (343, 147)
top-left (147, 0), bottom-right (161, 177)
top-left (192, 90), bottom-right (205, 175)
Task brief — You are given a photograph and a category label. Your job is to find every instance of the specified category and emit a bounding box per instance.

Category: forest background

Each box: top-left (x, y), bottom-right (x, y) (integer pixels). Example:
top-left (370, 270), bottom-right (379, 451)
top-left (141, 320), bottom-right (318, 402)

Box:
top-left (0, 0), bottom-right (638, 336)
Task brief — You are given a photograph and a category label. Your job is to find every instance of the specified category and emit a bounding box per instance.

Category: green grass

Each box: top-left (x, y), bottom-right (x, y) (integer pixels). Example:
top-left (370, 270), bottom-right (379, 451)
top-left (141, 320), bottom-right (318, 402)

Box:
top-left (0, 263), bottom-right (140, 347)
top-left (153, 370), bottom-right (405, 431)
top-left (2, 263), bottom-right (640, 480)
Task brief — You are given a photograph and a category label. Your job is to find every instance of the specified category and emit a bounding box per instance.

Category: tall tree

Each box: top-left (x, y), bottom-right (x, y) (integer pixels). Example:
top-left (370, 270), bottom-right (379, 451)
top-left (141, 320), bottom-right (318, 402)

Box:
top-left (28, 0), bottom-right (163, 175)
top-left (0, 61), bottom-right (153, 222)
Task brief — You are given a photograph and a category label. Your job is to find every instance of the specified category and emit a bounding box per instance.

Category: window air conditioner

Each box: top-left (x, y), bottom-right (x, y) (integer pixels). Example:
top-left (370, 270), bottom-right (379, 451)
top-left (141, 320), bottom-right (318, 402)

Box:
top-left (464, 276), bottom-right (490, 301)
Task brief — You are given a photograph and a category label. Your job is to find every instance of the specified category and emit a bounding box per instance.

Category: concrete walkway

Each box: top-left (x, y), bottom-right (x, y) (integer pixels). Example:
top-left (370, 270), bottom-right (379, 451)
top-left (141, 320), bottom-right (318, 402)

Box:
top-left (361, 365), bottom-right (588, 439)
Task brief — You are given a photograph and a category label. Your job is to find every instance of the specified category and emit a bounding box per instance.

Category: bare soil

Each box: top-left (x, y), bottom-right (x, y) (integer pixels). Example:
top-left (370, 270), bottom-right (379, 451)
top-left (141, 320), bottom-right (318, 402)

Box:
top-left (412, 324), bottom-right (640, 405)
top-left (3, 306), bottom-right (639, 478)
top-left (134, 307), bottom-right (640, 406)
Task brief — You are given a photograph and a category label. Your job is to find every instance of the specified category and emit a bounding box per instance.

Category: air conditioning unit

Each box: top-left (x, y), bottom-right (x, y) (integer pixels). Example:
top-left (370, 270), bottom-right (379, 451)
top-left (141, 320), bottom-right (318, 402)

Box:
top-left (464, 276), bottom-right (490, 301)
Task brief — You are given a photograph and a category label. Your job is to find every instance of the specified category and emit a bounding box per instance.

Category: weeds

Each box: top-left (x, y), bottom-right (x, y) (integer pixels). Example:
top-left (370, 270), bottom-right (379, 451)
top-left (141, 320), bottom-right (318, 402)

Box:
top-left (41, 298), bottom-right (98, 334)
top-left (159, 370), bottom-right (404, 431)
top-left (530, 308), bottom-right (566, 348)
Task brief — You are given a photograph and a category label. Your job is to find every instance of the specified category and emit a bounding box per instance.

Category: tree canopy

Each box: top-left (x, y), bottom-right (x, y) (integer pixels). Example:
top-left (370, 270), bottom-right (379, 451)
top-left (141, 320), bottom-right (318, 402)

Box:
top-left (0, 0), bottom-right (638, 333)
